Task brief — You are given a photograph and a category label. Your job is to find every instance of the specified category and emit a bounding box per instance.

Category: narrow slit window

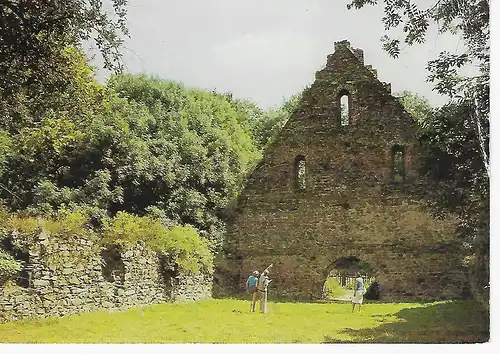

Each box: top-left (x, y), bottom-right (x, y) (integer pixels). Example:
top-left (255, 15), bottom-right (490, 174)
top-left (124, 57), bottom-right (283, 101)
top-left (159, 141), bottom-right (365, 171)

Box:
top-left (392, 147), bottom-right (405, 182)
top-left (340, 94), bottom-right (349, 126)
top-left (294, 155), bottom-right (306, 190)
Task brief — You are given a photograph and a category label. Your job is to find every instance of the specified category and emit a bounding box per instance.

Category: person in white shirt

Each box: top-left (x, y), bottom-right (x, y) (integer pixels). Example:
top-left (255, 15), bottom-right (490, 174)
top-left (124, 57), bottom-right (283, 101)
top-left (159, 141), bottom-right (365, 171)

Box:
top-left (351, 272), bottom-right (366, 312)
top-left (256, 263), bottom-right (273, 314)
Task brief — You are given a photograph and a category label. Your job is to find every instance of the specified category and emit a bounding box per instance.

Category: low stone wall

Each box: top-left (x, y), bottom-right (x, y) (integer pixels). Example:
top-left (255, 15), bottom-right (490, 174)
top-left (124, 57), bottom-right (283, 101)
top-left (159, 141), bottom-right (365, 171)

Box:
top-left (0, 232), bottom-right (212, 323)
top-left (172, 274), bottom-right (213, 301)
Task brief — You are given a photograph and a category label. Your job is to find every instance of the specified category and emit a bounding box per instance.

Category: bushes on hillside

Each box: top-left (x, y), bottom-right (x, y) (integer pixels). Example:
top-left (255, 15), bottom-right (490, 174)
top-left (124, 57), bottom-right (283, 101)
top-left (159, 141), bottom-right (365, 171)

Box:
top-left (0, 209), bottom-right (213, 282)
top-left (101, 211), bottom-right (213, 275)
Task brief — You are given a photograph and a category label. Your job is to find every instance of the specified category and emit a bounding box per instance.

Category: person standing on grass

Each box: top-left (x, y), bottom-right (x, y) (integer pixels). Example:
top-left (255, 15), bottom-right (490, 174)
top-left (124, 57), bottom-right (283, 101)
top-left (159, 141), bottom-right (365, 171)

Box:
top-left (351, 272), bottom-right (366, 312)
top-left (257, 263), bottom-right (273, 314)
top-left (246, 270), bottom-right (260, 312)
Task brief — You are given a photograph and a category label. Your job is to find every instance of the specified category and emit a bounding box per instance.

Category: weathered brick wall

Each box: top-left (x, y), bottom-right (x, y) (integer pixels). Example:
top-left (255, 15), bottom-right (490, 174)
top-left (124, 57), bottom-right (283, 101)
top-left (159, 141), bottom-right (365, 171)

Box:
top-left (223, 40), bottom-right (467, 301)
top-left (0, 232), bottom-right (212, 323)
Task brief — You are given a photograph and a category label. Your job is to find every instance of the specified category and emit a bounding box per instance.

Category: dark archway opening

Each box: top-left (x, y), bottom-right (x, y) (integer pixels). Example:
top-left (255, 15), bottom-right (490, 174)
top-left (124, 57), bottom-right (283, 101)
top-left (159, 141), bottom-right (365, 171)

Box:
top-left (101, 245), bottom-right (125, 284)
top-left (322, 256), bottom-right (377, 300)
top-left (159, 253), bottom-right (180, 292)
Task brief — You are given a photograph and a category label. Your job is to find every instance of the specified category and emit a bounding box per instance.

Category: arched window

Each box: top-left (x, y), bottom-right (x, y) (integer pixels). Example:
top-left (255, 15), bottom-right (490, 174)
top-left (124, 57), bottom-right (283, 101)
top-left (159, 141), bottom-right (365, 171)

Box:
top-left (340, 94), bottom-right (349, 126)
top-left (392, 145), bottom-right (405, 182)
top-left (294, 155), bottom-right (306, 190)
top-left (338, 90), bottom-right (350, 126)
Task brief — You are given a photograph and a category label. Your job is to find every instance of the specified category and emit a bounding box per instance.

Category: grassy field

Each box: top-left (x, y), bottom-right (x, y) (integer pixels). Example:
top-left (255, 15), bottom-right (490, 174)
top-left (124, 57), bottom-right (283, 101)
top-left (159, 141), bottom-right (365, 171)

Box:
top-left (0, 299), bottom-right (489, 343)
top-left (323, 278), bottom-right (353, 299)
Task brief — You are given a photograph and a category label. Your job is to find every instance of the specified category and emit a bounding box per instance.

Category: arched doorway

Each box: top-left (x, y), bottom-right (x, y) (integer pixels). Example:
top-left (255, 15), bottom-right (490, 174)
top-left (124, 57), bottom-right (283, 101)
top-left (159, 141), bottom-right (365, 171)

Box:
top-left (322, 256), bottom-right (377, 300)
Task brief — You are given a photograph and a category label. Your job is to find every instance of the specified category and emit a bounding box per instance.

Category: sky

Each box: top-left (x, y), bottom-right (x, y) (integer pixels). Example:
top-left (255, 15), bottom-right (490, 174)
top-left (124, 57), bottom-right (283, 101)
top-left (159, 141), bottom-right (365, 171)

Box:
top-left (92, 0), bottom-right (475, 110)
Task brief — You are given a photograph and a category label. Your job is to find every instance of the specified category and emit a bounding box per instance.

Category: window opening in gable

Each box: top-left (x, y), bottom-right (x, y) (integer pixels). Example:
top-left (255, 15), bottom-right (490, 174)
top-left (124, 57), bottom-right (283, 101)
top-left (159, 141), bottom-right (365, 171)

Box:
top-left (340, 94), bottom-right (349, 126)
top-left (392, 146), bottom-right (405, 182)
top-left (294, 155), bottom-right (306, 190)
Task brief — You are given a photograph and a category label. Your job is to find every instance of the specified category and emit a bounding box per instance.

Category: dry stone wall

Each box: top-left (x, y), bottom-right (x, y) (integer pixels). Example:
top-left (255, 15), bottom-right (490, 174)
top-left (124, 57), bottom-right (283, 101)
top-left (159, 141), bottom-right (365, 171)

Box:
top-left (223, 40), bottom-right (468, 301)
top-left (0, 231), bottom-right (212, 323)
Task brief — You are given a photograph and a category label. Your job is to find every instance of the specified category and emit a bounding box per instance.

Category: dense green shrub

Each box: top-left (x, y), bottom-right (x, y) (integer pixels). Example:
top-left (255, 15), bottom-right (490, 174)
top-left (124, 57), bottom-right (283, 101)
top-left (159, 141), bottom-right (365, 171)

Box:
top-left (101, 211), bottom-right (213, 275)
top-left (0, 209), bottom-right (213, 276)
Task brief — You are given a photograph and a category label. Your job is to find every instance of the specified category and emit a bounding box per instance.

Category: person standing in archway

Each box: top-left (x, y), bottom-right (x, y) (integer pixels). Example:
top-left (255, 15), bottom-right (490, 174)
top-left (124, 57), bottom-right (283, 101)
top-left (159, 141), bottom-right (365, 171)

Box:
top-left (257, 263), bottom-right (273, 314)
top-left (351, 272), bottom-right (366, 312)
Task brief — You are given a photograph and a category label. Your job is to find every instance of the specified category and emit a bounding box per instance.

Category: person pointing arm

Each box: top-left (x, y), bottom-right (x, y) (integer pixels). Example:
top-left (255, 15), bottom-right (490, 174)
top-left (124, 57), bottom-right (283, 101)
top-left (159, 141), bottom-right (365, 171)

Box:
top-left (263, 263), bottom-right (273, 273)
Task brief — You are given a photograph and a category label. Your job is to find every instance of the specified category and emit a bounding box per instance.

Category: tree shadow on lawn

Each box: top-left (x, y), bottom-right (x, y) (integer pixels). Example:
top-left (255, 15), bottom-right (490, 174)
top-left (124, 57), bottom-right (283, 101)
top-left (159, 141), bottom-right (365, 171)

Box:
top-left (323, 300), bottom-right (489, 344)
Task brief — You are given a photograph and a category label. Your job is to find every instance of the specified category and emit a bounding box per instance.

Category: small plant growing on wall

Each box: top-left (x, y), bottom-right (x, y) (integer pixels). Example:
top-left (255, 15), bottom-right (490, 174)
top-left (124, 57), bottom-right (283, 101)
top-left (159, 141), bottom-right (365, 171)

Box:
top-left (0, 249), bottom-right (22, 286)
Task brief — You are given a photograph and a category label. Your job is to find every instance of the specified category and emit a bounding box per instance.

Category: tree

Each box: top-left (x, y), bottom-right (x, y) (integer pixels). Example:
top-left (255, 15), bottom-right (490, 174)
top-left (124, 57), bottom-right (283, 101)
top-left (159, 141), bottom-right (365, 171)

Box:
top-left (1, 0), bottom-right (129, 132)
top-left (417, 101), bottom-right (489, 303)
top-left (252, 92), bottom-right (303, 149)
top-left (0, 0), bottom-right (128, 84)
top-left (395, 90), bottom-right (434, 126)
top-left (0, 70), bottom-right (262, 250)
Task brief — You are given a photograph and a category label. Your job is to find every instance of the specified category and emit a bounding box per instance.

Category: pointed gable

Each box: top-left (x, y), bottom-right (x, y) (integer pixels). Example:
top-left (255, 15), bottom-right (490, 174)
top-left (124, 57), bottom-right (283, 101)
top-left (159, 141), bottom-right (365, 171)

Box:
top-left (223, 40), bottom-right (465, 302)
top-left (277, 40), bottom-right (416, 145)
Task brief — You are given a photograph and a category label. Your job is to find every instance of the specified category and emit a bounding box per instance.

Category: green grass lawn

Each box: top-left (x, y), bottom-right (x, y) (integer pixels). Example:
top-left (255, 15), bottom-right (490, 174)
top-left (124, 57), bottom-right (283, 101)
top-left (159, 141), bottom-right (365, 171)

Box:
top-left (323, 277), bottom-right (353, 299)
top-left (0, 299), bottom-right (489, 343)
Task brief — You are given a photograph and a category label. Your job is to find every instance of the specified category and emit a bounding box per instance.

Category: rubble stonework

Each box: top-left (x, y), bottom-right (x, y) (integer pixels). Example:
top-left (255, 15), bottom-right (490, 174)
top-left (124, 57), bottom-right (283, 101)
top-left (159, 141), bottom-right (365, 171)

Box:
top-left (223, 40), bottom-right (467, 301)
top-left (0, 232), bottom-right (212, 323)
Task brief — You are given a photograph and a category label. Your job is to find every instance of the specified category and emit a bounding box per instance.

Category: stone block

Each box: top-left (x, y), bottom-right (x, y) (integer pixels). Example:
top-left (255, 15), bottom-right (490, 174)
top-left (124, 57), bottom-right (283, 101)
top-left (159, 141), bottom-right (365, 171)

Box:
top-left (68, 277), bottom-right (80, 285)
top-left (33, 279), bottom-right (50, 287)
top-left (71, 299), bottom-right (83, 306)
top-left (71, 288), bottom-right (87, 294)
top-left (62, 268), bottom-right (72, 275)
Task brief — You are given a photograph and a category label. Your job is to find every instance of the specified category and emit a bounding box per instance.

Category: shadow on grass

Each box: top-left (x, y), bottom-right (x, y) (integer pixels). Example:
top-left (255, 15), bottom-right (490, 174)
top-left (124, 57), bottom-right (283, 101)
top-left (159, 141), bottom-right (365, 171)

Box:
top-left (323, 300), bottom-right (489, 344)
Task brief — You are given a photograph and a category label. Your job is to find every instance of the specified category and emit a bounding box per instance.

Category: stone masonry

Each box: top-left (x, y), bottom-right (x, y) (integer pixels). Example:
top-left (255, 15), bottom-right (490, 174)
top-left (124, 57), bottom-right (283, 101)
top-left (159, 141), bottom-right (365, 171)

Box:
top-left (0, 231), bottom-right (212, 323)
top-left (223, 40), bottom-right (468, 301)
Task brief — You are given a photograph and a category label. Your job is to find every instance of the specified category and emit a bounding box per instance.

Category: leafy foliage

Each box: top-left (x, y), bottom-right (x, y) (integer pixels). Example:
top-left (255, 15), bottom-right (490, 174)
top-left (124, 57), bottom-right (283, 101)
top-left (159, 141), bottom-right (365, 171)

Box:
top-left (0, 208), bottom-right (213, 276)
top-left (96, 211), bottom-right (214, 275)
top-left (0, 63), bottom-right (269, 248)
top-left (417, 102), bottom-right (489, 293)
top-left (0, 249), bottom-right (22, 283)
top-left (251, 93), bottom-right (302, 149)
top-left (101, 75), bottom-right (262, 246)
top-left (397, 91), bottom-right (489, 303)
top-left (395, 90), bottom-right (434, 125)
top-left (0, 0), bottom-right (128, 97)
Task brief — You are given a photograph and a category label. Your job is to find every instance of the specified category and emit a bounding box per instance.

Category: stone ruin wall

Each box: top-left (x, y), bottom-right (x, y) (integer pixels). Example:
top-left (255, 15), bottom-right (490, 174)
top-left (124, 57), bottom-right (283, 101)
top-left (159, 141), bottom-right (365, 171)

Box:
top-left (0, 231), bottom-right (212, 323)
top-left (222, 40), bottom-right (469, 301)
